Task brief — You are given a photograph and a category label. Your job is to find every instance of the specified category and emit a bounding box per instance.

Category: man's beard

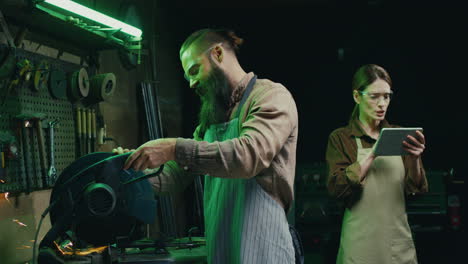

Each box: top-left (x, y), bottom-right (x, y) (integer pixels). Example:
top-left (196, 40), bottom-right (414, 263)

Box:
top-left (197, 62), bottom-right (231, 136)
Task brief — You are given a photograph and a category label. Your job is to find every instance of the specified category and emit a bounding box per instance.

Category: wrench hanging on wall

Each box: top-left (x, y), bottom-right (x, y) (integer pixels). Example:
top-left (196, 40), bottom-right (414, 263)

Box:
top-left (48, 119), bottom-right (59, 186)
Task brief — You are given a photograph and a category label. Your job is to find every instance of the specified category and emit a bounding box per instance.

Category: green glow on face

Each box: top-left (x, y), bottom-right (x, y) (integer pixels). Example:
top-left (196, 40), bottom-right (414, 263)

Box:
top-left (41, 0), bottom-right (142, 38)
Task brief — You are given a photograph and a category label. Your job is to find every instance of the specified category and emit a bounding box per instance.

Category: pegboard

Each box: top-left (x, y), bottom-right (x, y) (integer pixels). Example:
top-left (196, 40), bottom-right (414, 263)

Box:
top-left (0, 45), bottom-right (88, 193)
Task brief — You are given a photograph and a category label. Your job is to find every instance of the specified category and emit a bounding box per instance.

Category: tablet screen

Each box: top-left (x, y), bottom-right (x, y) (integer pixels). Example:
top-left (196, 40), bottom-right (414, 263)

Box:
top-left (374, 128), bottom-right (423, 156)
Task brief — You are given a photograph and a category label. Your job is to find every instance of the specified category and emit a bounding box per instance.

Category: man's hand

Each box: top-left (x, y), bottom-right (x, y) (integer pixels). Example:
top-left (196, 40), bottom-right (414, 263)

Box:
top-left (112, 147), bottom-right (134, 155)
top-left (123, 138), bottom-right (177, 171)
top-left (403, 130), bottom-right (426, 159)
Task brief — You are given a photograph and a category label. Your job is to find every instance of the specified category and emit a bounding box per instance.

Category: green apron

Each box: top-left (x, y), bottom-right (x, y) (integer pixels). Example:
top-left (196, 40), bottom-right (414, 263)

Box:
top-left (203, 75), bottom-right (295, 264)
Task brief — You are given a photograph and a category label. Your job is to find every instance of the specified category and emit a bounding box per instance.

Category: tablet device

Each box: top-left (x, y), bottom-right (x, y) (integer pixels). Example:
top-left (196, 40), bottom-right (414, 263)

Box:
top-left (374, 127), bottom-right (423, 156)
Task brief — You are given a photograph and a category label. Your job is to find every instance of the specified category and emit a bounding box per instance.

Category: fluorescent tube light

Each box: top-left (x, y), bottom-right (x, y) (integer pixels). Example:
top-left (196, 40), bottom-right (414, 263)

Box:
top-left (39, 0), bottom-right (142, 38)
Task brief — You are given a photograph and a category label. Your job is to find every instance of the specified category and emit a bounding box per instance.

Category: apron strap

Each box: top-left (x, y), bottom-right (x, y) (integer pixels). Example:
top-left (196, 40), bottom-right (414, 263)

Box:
top-left (355, 137), bottom-right (363, 149)
top-left (235, 75), bottom-right (257, 118)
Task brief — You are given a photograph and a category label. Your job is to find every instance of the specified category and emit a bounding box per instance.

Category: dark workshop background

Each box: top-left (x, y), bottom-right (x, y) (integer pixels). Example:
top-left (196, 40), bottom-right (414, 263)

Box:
top-left (0, 0), bottom-right (466, 263)
top-left (154, 3), bottom-right (467, 263)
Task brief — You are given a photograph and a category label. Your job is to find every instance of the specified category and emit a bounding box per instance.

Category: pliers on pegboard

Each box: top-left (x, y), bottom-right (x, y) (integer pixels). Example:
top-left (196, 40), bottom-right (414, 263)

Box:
top-left (9, 59), bottom-right (32, 87)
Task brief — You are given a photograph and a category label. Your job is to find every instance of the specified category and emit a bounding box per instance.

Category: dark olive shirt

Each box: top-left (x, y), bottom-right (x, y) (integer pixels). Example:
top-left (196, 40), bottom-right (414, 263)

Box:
top-left (326, 118), bottom-right (428, 208)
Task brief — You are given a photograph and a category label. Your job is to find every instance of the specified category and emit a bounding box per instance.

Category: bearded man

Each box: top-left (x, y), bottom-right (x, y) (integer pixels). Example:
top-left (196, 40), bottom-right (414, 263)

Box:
top-left (117, 28), bottom-right (299, 264)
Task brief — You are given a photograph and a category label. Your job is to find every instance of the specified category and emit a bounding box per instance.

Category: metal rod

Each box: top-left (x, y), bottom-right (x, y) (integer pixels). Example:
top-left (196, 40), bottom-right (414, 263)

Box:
top-left (152, 84), bottom-right (164, 139)
top-left (139, 82), bottom-right (177, 237)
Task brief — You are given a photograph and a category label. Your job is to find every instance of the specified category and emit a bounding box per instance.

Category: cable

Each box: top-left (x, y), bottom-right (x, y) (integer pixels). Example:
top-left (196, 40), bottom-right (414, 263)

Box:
top-left (56, 152), bottom-right (129, 193)
top-left (32, 199), bottom-right (58, 264)
top-left (122, 165), bottom-right (164, 185)
top-left (32, 215), bottom-right (45, 264)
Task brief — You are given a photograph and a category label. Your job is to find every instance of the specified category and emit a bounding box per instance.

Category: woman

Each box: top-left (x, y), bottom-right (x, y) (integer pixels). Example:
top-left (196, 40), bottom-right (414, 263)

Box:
top-left (326, 64), bottom-right (428, 264)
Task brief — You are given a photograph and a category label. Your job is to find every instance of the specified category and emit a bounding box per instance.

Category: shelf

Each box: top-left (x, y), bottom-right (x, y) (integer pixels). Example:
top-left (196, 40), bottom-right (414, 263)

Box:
top-left (1, 1), bottom-right (139, 56)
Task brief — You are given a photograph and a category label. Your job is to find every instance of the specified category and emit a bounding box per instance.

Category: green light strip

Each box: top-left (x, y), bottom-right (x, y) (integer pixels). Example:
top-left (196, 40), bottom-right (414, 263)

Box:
top-left (40, 0), bottom-right (142, 38)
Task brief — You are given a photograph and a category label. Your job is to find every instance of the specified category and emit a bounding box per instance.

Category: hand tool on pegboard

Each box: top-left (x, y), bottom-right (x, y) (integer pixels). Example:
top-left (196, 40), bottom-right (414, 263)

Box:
top-left (16, 117), bottom-right (32, 193)
top-left (91, 109), bottom-right (96, 152)
top-left (16, 127), bottom-right (25, 189)
top-left (1, 59), bottom-right (32, 107)
top-left (6, 142), bottom-right (19, 160)
top-left (28, 119), bottom-right (41, 190)
top-left (75, 107), bottom-right (82, 157)
top-left (47, 119), bottom-right (59, 186)
top-left (12, 59), bottom-right (32, 85)
top-left (32, 113), bottom-right (48, 188)
top-left (17, 113), bottom-right (46, 189)
top-left (0, 131), bottom-right (16, 185)
top-left (96, 116), bottom-right (106, 146)
top-left (80, 107), bottom-right (87, 154)
top-left (87, 108), bottom-right (92, 154)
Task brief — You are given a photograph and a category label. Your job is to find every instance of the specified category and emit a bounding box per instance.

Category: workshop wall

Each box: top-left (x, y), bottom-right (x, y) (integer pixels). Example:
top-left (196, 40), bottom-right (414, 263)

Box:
top-left (0, 1), bottom-right (188, 262)
top-left (0, 34), bottom-right (82, 262)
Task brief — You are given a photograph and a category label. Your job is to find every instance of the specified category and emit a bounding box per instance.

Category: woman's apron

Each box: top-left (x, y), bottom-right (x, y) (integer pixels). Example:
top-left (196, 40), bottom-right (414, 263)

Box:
top-left (337, 138), bottom-right (418, 264)
top-left (203, 76), bottom-right (295, 264)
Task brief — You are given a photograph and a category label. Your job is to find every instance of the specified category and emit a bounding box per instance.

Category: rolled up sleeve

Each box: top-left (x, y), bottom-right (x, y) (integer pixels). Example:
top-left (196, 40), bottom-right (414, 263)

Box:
top-left (145, 128), bottom-right (203, 195)
top-left (174, 86), bottom-right (297, 179)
